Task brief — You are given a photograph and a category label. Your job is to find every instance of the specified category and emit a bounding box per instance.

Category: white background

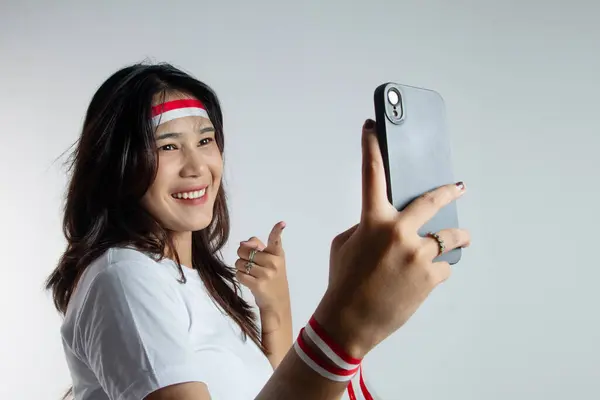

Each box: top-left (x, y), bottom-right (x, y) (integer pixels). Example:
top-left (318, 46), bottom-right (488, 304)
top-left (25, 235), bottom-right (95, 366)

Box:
top-left (1, 0), bottom-right (599, 398)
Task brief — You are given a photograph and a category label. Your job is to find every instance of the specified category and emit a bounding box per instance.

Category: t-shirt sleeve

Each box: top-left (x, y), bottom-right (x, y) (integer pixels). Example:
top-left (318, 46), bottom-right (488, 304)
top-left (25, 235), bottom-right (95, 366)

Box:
top-left (73, 260), bottom-right (208, 400)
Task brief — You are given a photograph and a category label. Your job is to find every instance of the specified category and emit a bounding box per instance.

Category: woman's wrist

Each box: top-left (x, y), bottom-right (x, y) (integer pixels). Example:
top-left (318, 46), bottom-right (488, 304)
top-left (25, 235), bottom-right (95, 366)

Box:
top-left (259, 301), bottom-right (292, 335)
top-left (312, 288), bottom-right (372, 360)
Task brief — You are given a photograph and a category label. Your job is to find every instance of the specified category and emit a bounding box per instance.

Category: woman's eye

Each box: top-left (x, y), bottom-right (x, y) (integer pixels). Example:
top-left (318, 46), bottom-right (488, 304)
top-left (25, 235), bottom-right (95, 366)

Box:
top-left (160, 144), bottom-right (177, 151)
top-left (199, 138), bottom-right (213, 146)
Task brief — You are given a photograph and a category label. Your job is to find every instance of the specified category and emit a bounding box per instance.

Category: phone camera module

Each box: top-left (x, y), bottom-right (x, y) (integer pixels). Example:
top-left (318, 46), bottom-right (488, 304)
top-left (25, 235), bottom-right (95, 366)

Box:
top-left (387, 88), bottom-right (400, 106)
top-left (385, 86), bottom-right (403, 123)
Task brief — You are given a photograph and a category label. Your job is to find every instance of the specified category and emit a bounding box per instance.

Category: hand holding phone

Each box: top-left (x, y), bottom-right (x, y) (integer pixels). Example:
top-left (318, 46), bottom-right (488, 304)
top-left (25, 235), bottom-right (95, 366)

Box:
top-left (373, 83), bottom-right (462, 264)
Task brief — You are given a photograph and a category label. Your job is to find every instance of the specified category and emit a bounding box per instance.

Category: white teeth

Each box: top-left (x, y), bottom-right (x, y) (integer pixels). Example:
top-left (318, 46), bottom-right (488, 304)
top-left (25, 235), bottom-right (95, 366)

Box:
top-left (172, 188), bottom-right (206, 199)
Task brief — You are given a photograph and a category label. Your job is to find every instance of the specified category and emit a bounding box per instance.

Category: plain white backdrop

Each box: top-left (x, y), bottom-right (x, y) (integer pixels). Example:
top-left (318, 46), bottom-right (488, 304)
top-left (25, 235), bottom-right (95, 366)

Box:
top-left (1, 0), bottom-right (599, 398)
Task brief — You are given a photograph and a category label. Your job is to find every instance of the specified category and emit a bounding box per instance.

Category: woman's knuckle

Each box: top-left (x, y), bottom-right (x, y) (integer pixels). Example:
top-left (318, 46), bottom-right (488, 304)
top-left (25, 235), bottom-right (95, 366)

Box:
top-left (404, 246), bottom-right (421, 264)
top-left (449, 229), bottom-right (467, 249)
top-left (447, 230), bottom-right (459, 247)
top-left (391, 222), bottom-right (409, 242)
top-left (363, 159), bottom-right (381, 176)
top-left (331, 234), bottom-right (344, 250)
top-left (421, 191), bottom-right (437, 205)
top-left (416, 244), bottom-right (430, 259)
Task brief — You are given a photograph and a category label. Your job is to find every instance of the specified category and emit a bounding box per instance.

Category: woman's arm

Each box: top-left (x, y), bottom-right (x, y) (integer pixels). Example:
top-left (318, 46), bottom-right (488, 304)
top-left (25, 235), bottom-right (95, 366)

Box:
top-left (260, 302), bottom-right (293, 369)
top-left (256, 342), bottom-right (350, 400)
top-left (255, 293), bottom-right (360, 400)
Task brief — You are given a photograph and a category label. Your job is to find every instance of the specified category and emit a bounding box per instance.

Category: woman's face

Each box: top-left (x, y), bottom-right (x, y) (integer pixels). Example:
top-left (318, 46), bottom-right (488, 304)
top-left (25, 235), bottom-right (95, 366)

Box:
top-left (141, 92), bottom-right (223, 232)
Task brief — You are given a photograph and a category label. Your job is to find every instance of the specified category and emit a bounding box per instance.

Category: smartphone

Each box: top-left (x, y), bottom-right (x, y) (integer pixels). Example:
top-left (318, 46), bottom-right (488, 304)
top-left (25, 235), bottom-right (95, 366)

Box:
top-left (373, 82), bottom-right (461, 264)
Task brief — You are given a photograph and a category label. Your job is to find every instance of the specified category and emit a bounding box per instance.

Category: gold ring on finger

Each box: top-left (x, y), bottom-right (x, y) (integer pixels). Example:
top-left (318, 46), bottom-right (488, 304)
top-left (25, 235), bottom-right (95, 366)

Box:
top-left (428, 232), bottom-right (445, 256)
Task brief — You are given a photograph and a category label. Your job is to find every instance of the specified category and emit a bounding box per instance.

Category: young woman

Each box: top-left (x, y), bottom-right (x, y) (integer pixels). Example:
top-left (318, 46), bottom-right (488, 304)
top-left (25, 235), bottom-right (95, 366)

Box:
top-left (46, 62), bottom-right (470, 400)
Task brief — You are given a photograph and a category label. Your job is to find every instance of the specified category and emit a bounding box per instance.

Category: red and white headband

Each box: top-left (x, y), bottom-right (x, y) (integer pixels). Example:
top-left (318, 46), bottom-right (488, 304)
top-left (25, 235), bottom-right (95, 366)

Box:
top-left (151, 99), bottom-right (209, 126)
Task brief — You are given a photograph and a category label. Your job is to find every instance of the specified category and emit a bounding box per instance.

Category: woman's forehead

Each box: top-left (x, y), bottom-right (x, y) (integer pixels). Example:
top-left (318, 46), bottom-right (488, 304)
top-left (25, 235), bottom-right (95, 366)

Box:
top-left (155, 115), bottom-right (213, 134)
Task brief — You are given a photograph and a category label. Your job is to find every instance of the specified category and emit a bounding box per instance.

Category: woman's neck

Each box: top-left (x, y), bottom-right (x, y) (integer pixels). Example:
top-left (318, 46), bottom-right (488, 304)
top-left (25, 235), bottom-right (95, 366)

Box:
top-left (170, 231), bottom-right (193, 268)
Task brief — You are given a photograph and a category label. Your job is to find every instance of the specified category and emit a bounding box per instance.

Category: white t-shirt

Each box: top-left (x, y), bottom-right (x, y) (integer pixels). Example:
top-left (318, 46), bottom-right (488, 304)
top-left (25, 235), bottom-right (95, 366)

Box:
top-left (60, 247), bottom-right (274, 400)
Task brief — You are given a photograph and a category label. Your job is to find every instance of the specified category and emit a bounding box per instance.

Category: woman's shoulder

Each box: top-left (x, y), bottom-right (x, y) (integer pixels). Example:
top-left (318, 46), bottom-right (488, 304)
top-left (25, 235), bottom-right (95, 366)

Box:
top-left (61, 247), bottom-right (192, 356)
top-left (63, 247), bottom-right (178, 320)
top-left (87, 246), bottom-right (170, 284)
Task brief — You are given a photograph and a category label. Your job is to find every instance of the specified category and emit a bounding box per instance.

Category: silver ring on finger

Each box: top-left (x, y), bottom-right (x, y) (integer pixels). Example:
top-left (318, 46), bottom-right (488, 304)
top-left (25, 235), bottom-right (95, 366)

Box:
top-left (427, 232), bottom-right (445, 256)
top-left (249, 248), bottom-right (258, 264)
top-left (245, 261), bottom-right (254, 275)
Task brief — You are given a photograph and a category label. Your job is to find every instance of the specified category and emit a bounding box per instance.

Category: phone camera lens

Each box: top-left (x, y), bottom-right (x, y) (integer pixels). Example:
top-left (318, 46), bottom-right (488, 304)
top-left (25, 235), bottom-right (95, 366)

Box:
top-left (387, 88), bottom-right (400, 106)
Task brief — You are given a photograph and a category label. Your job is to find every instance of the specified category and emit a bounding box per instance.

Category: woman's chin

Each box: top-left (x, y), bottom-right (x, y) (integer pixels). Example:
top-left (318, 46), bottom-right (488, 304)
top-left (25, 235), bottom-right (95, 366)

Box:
top-left (164, 215), bottom-right (213, 233)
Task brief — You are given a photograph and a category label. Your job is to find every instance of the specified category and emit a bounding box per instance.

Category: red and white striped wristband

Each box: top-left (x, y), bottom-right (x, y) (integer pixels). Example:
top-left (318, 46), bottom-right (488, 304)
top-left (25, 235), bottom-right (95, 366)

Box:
top-left (304, 316), bottom-right (362, 370)
top-left (294, 327), bottom-right (359, 382)
top-left (293, 316), bottom-right (362, 382)
top-left (347, 365), bottom-right (375, 400)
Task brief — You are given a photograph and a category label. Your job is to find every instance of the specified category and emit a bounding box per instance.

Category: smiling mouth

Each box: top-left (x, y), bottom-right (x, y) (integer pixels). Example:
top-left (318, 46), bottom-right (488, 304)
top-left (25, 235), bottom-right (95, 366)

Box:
top-left (171, 188), bottom-right (207, 199)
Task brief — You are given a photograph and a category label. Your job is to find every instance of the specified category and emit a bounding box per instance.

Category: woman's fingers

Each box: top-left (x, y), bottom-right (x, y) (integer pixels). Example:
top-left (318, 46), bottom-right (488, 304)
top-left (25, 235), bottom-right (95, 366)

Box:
top-left (237, 244), bottom-right (271, 267)
top-left (360, 120), bottom-right (396, 224)
top-left (420, 228), bottom-right (471, 260)
top-left (235, 269), bottom-right (258, 288)
top-left (237, 245), bottom-right (277, 268)
top-left (234, 258), bottom-right (269, 279)
top-left (240, 236), bottom-right (266, 252)
top-left (399, 182), bottom-right (466, 230)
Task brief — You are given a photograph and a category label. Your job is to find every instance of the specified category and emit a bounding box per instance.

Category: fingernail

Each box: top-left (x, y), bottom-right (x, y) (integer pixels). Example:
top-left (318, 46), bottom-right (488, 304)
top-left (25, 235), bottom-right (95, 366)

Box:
top-left (363, 119), bottom-right (375, 130)
top-left (456, 181), bottom-right (465, 191)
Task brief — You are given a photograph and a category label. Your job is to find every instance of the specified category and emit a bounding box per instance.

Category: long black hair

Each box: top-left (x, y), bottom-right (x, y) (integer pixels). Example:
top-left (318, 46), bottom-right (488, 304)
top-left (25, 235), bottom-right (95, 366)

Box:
top-left (45, 62), bottom-right (265, 398)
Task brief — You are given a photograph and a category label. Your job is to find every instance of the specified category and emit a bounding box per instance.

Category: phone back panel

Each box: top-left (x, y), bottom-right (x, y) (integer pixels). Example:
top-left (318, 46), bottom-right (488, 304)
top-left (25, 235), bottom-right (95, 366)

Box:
top-left (374, 83), bottom-right (461, 264)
